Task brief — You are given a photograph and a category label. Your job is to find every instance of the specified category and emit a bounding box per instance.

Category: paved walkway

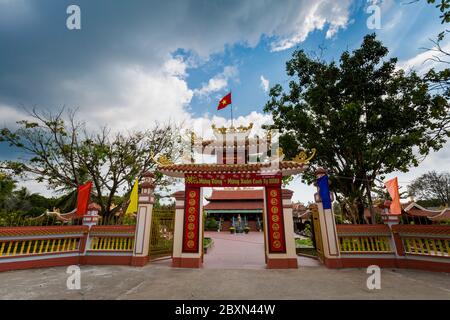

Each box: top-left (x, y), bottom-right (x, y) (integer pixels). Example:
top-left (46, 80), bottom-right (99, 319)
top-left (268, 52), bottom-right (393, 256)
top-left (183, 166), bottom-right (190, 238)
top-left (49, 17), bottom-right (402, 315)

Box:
top-left (203, 231), bottom-right (320, 269)
top-left (0, 263), bottom-right (449, 299)
top-left (0, 232), bottom-right (448, 299)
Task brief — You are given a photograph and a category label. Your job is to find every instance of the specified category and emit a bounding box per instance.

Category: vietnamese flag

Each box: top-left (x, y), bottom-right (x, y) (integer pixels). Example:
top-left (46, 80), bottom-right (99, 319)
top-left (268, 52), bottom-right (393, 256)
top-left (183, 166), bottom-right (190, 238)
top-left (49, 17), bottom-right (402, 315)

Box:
top-left (217, 92), bottom-right (232, 110)
top-left (384, 177), bottom-right (402, 215)
top-left (76, 181), bottom-right (92, 216)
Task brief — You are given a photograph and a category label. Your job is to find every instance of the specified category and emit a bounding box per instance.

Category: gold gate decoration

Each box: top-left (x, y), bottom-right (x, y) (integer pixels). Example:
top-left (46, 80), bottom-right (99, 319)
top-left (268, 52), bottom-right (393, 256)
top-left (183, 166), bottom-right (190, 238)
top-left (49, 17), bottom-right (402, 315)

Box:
top-left (311, 204), bottom-right (324, 262)
top-left (149, 209), bottom-right (175, 257)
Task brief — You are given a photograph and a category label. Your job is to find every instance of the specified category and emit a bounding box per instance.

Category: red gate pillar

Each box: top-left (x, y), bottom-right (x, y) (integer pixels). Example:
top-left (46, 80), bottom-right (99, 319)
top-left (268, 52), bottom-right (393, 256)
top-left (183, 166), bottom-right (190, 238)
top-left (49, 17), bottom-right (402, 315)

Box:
top-left (172, 187), bottom-right (203, 268)
top-left (264, 186), bottom-right (298, 268)
top-left (131, 172), bottom-right (155, 266)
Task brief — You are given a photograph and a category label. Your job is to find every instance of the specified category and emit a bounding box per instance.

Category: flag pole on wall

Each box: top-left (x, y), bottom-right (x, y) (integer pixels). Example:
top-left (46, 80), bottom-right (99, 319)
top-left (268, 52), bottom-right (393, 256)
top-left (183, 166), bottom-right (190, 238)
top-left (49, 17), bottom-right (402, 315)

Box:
top-left (230, 90), bottom-right (233, 127)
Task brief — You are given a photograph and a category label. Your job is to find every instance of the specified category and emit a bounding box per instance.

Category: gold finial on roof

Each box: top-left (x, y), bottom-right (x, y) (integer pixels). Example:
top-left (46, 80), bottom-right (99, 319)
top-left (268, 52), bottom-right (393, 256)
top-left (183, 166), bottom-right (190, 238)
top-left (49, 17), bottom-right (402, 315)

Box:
top-left (157, 155), bottom-right (173, 166)
top-left (275, 147), bottom-right (284, 158)
top-left (292, 148), bottom-right (316, 164)
top-left (150, 151), bottom-right (174, 166)
top-left (212, 123), bottom-right (253, 134)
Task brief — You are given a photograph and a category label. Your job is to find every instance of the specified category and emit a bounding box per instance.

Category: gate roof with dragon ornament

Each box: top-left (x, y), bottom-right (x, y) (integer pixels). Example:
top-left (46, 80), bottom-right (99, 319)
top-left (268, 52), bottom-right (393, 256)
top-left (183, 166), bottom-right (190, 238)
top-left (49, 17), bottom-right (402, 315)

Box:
top-left (154, 123), bottom-right (316, 178)
top-left (157, 161), bottom-right (310, 178)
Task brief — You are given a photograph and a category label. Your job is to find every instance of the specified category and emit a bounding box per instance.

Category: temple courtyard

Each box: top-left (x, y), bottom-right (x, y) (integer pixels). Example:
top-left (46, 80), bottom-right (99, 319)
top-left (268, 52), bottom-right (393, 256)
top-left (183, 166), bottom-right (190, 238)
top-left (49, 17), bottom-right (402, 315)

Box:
top-left (0, 232), bottom-right (449, 300)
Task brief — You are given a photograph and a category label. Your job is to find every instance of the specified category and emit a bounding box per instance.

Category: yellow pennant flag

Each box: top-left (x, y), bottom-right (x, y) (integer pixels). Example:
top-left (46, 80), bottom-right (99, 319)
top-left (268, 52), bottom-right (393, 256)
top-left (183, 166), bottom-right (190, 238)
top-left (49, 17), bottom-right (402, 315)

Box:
top-left (125, 179), bottom-right (139, 215)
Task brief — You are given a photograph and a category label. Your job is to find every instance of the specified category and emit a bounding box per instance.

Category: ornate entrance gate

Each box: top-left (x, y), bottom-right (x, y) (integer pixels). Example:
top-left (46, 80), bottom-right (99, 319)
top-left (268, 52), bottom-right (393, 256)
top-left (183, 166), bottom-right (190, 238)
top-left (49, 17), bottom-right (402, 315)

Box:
top-left (152, 123), bottom-right (314, 268)
top-left (148, 209), bottom-right (175, 257)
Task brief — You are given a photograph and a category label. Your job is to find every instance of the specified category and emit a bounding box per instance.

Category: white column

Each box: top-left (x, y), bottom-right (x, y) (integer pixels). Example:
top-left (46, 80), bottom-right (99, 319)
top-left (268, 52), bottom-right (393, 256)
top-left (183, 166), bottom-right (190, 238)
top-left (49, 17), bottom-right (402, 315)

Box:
top-left (172, 191), bottom-right (185, 259)
top-left (132, 172), bottom-right (155, 266)
top-left (82, 203), bottom-right (100, 254)
top-left (314, 168), bottom-right (341, 266)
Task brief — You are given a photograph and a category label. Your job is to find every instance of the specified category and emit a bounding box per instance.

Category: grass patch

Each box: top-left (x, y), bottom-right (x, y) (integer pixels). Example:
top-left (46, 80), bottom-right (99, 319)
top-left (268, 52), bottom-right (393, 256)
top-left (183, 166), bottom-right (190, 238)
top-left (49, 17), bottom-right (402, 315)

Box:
top-left (296, 247), bottom-right (317, 257)
top-left (203, 237), bottom-right (213, 254)
top-left (295, 238), bottom-right (313, 247)
top-left (203, 237), bottom-right (213, 248)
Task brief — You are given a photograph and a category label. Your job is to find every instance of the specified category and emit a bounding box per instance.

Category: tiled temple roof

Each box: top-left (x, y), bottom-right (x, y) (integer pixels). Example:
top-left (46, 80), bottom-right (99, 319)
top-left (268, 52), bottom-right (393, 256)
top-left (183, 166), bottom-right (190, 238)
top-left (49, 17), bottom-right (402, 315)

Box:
top-left (403, 202), bottom-right (450, 221)
top-left (206, 189), bottom-right (264, 201)
top-left (158, 161), bottom-right (307, 177)
top-left (204, 189), bottom-right (264, 212)
top-left (204, 201), bottom-right (263, 211)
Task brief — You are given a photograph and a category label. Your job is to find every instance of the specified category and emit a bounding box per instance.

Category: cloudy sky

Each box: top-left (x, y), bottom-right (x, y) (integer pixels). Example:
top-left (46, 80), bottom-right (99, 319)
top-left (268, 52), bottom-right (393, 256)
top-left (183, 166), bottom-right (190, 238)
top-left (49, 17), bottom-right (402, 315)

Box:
top-left (0, 0), bottom-right (449, 203)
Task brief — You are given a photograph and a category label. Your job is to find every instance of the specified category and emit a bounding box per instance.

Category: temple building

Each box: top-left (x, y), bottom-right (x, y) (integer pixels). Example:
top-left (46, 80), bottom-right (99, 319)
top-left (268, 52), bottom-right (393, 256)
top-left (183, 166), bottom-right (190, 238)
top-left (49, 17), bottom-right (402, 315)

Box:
top-left (204, 188), bottom-right (264, 231)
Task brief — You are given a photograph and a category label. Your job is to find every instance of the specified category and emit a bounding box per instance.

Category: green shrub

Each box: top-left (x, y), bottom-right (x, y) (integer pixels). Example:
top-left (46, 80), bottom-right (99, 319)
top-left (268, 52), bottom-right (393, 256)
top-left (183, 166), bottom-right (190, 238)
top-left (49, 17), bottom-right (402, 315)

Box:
top-left (27, 207), bottom-right (46, 216)
top-left (205, 217), bottom-right (218, 230)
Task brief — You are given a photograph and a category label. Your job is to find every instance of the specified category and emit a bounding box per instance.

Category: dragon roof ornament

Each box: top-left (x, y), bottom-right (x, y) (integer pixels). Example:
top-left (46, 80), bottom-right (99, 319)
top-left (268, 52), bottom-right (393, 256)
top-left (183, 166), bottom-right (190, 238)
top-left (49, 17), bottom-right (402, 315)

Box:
top-left (211, 123), bottom-right (253, 134)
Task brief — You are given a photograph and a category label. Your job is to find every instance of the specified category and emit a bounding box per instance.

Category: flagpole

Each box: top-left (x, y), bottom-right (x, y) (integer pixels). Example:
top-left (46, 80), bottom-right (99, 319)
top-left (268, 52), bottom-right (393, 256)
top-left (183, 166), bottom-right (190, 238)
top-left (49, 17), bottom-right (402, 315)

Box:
top-left (230, 90), bottom-right (233, 127)
top-left (231, 104), bottom-right (233, 127)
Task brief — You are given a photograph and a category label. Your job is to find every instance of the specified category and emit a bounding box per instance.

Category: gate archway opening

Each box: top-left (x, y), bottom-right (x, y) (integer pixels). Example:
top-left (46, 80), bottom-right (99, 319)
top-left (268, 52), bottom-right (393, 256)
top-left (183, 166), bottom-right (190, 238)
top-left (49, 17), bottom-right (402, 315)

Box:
top-left (148, 208), bottom-right (175, 260)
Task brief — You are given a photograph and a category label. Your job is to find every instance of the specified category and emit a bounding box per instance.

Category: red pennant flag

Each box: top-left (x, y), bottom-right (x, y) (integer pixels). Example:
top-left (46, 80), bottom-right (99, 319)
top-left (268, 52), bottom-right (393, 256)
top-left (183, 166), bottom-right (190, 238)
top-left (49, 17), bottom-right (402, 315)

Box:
top-left (76, 181), bottom-right (92, 216)
top-left (384, 177), bottom-right (402, 215)
top-left (217, 92), bottom-right (232, 110)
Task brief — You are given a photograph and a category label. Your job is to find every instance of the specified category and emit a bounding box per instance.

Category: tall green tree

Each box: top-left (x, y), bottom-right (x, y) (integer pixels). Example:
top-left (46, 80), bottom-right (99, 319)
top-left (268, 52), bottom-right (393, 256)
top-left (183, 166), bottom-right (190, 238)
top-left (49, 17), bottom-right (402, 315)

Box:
top-left (0, 171), bottom-right (15, 208)
top-left (408, 171), bottom-right (450, 206)
top-left (264, 34), bottom-right (450, 221)
top-left (414, 0), bottom-right (450, 103)
top-left (0, 108), bottom-right (181, 216)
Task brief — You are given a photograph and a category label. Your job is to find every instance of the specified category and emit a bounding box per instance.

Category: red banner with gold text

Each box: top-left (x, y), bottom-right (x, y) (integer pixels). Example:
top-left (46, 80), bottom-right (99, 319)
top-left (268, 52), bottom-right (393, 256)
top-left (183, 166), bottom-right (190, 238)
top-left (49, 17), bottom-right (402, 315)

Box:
top-left (182, 186), bottom-right (201, 253)
top-left (185, 173), bottom-right (282, 188)
top-left (265, 186), bottom-right (286, 253)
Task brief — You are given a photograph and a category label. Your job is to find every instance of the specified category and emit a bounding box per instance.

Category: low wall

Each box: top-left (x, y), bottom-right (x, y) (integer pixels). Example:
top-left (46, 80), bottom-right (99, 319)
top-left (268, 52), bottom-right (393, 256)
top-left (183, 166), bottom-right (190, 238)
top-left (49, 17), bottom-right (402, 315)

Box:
top-left (0, 225), bottom-right (135, 272)
top-left (331, 224), bottom-right (450, 273)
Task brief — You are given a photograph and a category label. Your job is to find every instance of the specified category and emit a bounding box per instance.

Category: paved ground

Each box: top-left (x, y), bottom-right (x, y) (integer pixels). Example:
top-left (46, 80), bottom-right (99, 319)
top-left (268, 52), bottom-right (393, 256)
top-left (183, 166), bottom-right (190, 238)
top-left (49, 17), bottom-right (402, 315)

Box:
top-left (0, 262), bottom-right (449, 299)
top-left (203, 231), bottom-right (320, 268)
top-left (0, 232), bottom-right (449, 299)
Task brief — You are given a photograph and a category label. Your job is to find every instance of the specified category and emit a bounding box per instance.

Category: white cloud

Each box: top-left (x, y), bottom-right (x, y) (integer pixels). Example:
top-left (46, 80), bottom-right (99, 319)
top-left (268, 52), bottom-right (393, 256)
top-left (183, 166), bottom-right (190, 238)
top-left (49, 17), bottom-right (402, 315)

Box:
top-left (0, 104), bottom-right (29, 127)
top-left (1, 0), bottom-right (355, 132)
top-left (260, 75), bottom-right (270, 93)
top-left (194, 66), bottom-right (238, 98)
top-left (187, 111), bottom-right (273, 140)
top-left (270, 0), bottom-right (351, 51)
top-left (397, 41), bottom-right (450, 74)
top-left (59, 57), bottom-right (194, 130)
top-left (383, 9), bottom-right (403, 31)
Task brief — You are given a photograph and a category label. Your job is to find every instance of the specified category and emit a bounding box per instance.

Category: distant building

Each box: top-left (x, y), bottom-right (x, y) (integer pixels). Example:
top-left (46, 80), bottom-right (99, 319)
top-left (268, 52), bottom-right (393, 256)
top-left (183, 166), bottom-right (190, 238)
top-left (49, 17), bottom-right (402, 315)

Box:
top-left (204, 188), bottom-right (263, 231)
top-left (403, 202), bottom-right (450, 223)
top-left (362, 201), bottom-right (450, 224)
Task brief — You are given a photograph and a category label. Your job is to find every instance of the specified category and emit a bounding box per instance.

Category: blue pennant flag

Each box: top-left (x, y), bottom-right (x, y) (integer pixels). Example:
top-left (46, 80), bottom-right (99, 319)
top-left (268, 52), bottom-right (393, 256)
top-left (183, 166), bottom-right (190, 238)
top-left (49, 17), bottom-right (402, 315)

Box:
top-left (317, 175), bottom-right (332, 210)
